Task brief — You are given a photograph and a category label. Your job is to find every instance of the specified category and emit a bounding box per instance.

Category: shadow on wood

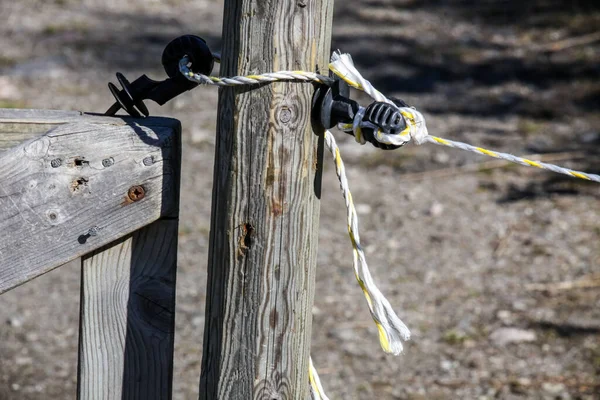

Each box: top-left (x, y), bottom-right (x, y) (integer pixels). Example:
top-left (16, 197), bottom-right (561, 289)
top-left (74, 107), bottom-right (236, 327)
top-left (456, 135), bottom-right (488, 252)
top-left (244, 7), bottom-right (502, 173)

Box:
top-left (78, 220), bottom-right (178, 400)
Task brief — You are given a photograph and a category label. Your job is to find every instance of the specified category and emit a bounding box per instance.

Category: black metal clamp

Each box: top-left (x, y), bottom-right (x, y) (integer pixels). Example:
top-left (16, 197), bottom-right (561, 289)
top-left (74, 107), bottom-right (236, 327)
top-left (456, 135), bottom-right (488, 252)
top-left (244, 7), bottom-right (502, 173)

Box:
top-left (105, 35), bottom-right (214, 117)
top-left (311, 76), bottom-right (410, 150)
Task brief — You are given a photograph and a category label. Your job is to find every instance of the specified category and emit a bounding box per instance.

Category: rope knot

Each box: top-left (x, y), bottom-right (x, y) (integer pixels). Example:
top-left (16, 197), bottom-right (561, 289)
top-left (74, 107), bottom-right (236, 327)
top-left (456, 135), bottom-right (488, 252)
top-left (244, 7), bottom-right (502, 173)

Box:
top-left (330, 51), bottom-right (430, 147)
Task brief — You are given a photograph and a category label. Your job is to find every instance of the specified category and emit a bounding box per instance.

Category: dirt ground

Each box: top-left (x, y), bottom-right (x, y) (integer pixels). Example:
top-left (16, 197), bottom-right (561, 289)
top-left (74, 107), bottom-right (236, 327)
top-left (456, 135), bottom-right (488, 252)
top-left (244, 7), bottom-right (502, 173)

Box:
top-left (1, 0), bottom-right (599, 399)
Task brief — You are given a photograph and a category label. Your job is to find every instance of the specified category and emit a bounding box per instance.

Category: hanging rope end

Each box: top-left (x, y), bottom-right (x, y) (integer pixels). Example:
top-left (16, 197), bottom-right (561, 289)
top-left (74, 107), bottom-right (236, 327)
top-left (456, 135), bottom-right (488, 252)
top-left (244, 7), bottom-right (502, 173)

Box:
top-left (376, 313), bottom-right (411, 356)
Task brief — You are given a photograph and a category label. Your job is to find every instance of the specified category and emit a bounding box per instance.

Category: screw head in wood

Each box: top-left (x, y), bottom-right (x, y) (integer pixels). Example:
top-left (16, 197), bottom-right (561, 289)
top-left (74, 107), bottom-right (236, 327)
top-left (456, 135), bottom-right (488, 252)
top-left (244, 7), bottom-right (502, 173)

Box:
top-left (143, 156), bottom-right (154, 166)
top-left (128, 185), bottom-right (145, 201)
top-left (47, 210), bottom-right (59, 223)
top-left (102, 157), bottom-right (114, 167)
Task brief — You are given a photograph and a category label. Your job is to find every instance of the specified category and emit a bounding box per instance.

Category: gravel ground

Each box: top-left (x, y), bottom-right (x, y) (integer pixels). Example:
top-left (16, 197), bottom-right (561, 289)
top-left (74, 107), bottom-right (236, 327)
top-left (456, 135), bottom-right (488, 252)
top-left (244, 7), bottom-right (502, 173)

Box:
top-left (1, 0), bottom-right (599, 399)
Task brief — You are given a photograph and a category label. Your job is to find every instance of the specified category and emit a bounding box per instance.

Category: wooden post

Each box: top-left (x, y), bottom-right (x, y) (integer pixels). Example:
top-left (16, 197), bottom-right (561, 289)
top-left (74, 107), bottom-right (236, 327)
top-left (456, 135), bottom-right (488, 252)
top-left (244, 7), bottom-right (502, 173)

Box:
top-left (200, 1), bottom-right (334, 398)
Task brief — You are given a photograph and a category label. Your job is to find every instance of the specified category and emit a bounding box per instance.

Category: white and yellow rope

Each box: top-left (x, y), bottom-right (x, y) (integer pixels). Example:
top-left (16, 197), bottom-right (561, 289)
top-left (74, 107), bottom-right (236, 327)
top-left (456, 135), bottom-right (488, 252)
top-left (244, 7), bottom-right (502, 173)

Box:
top-left (327, 52), bottom-right (600, 183)
top-left (423, 135), bottom-right (600, 181)
top-left (309, 131), bottom-right (413, 397)
top-left (180, 57), bottom-right (333, 86)
top-left (181, 52), bottom-right (599, 183)
top-left (325, 129), bottom-right (411, 354)
top-left (309, 357), bottom-right (330, 400)
top-left (329, 52), bottom-right (429, 148)
top-left (179, 49), bottom-right (599, 398)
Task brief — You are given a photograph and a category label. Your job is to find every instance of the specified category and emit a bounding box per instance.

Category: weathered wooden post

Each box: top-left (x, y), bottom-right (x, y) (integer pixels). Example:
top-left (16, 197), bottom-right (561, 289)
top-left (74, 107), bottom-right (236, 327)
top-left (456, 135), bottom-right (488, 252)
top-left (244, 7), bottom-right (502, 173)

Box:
top-left (200, 0), bottom-right (334, 398)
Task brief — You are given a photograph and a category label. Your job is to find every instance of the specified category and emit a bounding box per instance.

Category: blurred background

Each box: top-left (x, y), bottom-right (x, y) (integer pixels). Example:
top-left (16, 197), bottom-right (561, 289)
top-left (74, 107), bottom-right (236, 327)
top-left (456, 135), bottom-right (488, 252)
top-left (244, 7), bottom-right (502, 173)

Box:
top-left (0, 0), bottom-right (599, 398)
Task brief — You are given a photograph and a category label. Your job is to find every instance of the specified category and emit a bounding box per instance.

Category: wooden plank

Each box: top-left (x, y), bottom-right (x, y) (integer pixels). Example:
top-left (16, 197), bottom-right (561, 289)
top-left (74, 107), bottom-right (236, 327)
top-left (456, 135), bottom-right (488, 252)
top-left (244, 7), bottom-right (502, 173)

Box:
top-left (0, 123), bottom-right (61, 150)
top-left (200, 1), bottom-right (334, 399)
top-left (0, 109), bottom-right (180, 151)
top-left (0, 110), bottom-right (181, 294)
top-left (78, 219), bottom-right (178, 400)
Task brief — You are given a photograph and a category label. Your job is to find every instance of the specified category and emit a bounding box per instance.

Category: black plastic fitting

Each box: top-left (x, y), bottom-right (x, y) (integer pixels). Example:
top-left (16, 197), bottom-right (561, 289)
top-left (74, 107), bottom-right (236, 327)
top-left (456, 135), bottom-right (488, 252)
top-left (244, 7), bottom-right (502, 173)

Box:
top-left (105, 35), bottom-right (214, 117)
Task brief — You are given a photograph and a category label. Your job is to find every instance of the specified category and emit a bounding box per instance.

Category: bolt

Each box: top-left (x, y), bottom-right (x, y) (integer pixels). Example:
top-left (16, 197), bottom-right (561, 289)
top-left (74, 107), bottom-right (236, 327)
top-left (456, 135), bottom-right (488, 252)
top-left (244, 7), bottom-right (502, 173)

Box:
top-left (50, 158), bottom-right (62, 168)
top-left (128, 185), bottom-right (145, 201)
top-left (143, 156), bottom-right (154, 166)
top-left (102, 157), bottom-right (114, 168)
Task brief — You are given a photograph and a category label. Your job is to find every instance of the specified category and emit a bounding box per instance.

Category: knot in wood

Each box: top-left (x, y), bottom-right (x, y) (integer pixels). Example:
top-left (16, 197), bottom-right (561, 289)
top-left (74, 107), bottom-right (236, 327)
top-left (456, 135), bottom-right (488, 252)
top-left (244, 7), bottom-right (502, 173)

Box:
top-left (25, 137), bottom-right (50, 159)
top-left (278, 107), bottom-right (293, 124)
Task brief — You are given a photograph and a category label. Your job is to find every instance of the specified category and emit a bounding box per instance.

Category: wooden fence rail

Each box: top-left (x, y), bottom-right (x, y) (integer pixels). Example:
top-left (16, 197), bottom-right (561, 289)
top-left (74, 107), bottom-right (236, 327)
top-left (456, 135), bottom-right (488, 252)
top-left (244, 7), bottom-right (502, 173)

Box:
top-left (0, 109), bottom-right (181, 399)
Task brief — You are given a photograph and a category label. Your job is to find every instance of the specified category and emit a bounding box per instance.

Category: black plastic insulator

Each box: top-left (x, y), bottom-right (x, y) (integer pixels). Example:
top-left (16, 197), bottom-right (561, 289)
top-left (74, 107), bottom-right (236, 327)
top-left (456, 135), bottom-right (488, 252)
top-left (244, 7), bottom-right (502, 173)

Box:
top-left (311, 76), bottom-right (409, 150)
top-left (108, 72), bottom-right (150, 117)
top-left (106, 34), bottom-right (215, 117)
top-left (162, 35), bottom-right (214, 82)
top-left (363, 101), bottom-right (407, 136)
top-left (360, 98), bottom-right (410, 150)
top-left (311, 76), bottom-right (359, 130)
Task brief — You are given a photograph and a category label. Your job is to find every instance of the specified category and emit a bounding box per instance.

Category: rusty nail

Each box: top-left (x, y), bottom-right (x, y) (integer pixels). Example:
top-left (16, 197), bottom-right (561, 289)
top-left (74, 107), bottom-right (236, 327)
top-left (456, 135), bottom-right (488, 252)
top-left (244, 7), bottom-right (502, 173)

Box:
top-left (128, 185), bottom-right (145, 201)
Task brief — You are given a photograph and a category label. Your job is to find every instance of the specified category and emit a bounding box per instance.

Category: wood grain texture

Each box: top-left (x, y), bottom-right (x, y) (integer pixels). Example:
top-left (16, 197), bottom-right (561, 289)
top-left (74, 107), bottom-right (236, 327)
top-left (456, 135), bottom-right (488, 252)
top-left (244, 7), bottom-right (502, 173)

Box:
top-left (0, 109), bottom-right (181, 294)
top-left (78, 220), bottom-right (178, 400)
top-left (0, 109), bottom-right (180, 151)
top-left (200, 1), bottom-right (334, 398)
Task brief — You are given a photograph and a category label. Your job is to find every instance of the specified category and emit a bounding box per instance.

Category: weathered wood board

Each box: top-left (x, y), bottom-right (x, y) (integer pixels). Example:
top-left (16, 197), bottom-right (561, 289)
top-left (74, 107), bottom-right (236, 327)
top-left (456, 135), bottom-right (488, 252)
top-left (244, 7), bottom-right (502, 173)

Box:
top-left (0, 109), bottom-right (181, 294)
top-left (200, 1), bottom-right (334, 398)
top-left (78, 219), bottom-right (178, 400)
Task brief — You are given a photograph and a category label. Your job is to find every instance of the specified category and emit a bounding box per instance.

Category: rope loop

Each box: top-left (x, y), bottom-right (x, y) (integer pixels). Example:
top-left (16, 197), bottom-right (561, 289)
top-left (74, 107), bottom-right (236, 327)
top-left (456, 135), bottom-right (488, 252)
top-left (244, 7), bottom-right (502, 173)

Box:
top-left (351, 106), bottom-right (367, 144)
